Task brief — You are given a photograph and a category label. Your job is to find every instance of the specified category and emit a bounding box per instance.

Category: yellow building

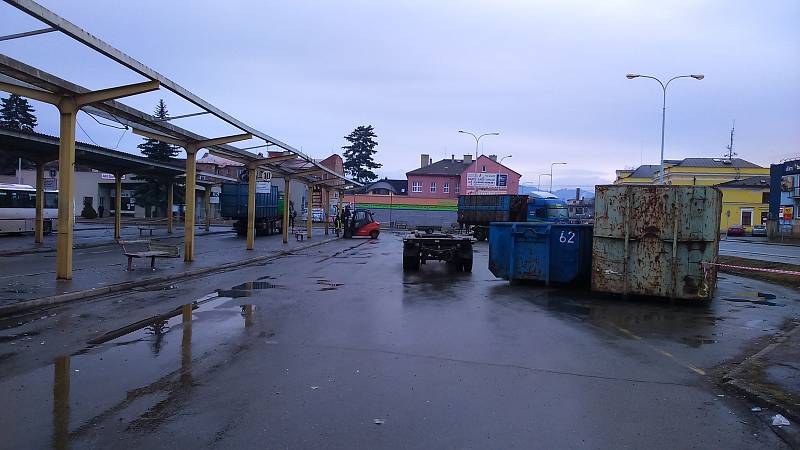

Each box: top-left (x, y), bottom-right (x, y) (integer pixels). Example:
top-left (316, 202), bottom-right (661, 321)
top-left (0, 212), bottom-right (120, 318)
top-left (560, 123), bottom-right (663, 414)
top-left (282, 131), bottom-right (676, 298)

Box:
top-left (614, 158), bottom-right (770, 232)
top-left (716, 176), bottom-right (770, 232)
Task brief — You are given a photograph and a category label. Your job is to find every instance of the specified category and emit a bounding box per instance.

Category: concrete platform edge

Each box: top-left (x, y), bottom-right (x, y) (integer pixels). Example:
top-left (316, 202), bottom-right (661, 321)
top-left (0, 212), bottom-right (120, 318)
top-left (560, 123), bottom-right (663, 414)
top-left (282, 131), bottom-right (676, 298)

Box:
top-left (722, 324), bottom-right (800, 423)
top-left (0, 237), bottom-right (338, 317)
top-left (0, 229), bottom-right (235, 257)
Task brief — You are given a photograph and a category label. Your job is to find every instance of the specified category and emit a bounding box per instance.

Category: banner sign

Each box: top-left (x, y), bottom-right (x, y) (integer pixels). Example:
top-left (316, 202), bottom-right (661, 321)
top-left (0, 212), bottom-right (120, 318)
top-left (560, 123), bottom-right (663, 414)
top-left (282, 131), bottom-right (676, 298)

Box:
top-left (465, 172), bottom-right (509, 194)
top-left (256, 182), bottom-right (271, 194)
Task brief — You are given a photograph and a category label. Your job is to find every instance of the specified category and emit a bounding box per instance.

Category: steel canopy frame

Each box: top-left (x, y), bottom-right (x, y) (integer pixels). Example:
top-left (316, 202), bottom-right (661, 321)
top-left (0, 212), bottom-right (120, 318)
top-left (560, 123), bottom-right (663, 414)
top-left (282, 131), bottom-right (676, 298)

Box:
top-left (2, 0), bottom-right (361, 188)
top-left (0, 55), bottom-right (352, 190)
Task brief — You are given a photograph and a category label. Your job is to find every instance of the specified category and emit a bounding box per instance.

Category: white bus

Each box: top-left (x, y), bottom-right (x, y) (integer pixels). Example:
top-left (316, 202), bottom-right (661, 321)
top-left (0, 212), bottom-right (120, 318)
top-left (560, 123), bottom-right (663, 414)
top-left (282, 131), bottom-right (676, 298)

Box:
top-left (0, 183), bottom-right (58, 234)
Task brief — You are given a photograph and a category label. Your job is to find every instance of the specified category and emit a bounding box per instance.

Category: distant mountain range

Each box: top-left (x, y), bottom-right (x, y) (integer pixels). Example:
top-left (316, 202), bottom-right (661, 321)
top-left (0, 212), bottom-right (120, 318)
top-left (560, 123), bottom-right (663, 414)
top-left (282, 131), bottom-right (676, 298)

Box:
top-left (519, 184), bottom-right (595, 201)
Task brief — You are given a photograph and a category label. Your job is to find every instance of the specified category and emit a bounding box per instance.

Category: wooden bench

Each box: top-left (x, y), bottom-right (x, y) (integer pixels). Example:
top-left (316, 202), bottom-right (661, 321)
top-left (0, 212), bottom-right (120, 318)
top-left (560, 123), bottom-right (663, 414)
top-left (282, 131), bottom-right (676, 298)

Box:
top-left (119, 239), bottom-right (180, 271)
top-left (138, 226), bottom-right (156, 237)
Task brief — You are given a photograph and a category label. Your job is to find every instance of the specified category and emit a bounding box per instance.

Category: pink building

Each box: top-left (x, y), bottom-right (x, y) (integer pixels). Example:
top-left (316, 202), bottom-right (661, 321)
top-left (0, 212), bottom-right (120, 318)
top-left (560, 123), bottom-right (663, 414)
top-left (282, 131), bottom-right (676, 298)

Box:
top-left (406, 154), bottom-right (521, 199)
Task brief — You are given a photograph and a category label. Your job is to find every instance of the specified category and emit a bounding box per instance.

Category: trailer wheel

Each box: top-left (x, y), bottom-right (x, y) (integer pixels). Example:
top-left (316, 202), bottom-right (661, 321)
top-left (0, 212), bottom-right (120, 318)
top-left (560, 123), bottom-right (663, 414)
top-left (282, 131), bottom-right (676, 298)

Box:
top-left (461, 257), bottom-right (473, 273)
top-left (369, 230), bottom-right (379, 239)
top-left (403, 256), bottom-right (420, 272)
top-left (473, 227), bottom-right (487, 241)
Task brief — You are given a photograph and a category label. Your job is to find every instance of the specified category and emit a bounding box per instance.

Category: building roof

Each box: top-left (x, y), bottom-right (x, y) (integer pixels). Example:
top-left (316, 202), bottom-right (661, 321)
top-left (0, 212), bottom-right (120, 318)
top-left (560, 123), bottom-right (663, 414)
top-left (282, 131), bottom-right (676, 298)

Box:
top-left (628, 164), bottom-right (660, 179)
top-left (673, 158), bottom-right (763, 169)
top-left (716, 175), bottom-right (770, 188)
top-left (407, 158), bottom-right (470, 176)
top-left (353, 178), bottom-right (408, 195)
top-left (0, 127), bottom-right (184, 177)
top-left (197, 152), bottom-right (243, 167)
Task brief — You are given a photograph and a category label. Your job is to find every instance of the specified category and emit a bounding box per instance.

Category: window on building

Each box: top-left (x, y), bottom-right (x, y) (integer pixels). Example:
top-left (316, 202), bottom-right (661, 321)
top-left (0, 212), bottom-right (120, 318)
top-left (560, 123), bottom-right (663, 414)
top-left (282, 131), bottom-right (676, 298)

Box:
top-left (443, 183), bottom-right (449, 194)
top-left (455, 183), bottom-right (460, 193)
top-left (741, 208), bottom-right (753, 227)
top-left (762, 192), bottom-right (769, 204)
top-left (482, 165), bottom-right (486, 172)
top-left (430, 182), bottom-right (436, 193)
top-left (412, 181), bottom-right (422, 192)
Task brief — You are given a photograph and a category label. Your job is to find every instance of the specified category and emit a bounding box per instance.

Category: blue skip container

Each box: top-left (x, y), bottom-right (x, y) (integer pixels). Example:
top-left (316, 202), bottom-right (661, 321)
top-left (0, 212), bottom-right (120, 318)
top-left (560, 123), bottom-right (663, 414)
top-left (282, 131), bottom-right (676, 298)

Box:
top-left (489, 223), bottom-right (593, 285)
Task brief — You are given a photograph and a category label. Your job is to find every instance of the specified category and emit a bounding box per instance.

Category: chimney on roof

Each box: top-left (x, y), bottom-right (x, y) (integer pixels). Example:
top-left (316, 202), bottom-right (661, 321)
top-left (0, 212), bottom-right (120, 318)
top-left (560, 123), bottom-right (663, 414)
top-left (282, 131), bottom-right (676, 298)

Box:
top-left (463, 154), bottom-right (472, 164)
top-left (489, 154), bottom-right (497, 162)
top-left (421, 154), bottom-right (430, 168)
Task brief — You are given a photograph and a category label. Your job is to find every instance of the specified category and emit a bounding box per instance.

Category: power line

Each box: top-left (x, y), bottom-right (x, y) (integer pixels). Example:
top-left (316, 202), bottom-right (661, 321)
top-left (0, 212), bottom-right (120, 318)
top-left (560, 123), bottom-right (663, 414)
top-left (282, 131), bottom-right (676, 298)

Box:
top-left (75, 119), bottom-right (100, 146)
top-left (83, 110), bottom-right (127, 130)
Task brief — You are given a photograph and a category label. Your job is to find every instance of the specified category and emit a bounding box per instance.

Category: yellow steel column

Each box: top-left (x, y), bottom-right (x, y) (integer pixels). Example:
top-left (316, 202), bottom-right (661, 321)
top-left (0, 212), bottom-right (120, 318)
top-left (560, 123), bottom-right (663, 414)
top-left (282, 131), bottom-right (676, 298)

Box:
top-left (55, 103), bottom-right (77, 280)
top-left (114, 171), bottom-right (122, 240)
top-left (306, 184), bottom-right (313, 239)
top-left (34, 162), bottom-right (44, 244)
top-left (204, 185), bottom-right (211, 232)
top-left (246, 166), bottom-right (256, 250)
top-left (184, 146), bottom-right (198, 262)
top-left (0, 79), bottom-right (160, 280)
top-left (282, 178), bottom-right (290, 244)
top-left (324, 188), bottom-right (330, 236)
top-left (167, 181), bottom-right (174, 234)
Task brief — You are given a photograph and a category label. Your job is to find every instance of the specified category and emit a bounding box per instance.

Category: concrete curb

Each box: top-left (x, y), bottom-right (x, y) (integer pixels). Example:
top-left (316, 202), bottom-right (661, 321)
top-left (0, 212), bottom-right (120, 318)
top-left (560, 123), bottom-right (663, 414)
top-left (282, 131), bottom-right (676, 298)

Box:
top-left (0, 230), bottom-right (235, 257)
top-left (723, 238), bottom-right (800, 247)
top-left (722, 323), bottom-right (800, 423)
top-left (0, 237), bottom-right (340, 317)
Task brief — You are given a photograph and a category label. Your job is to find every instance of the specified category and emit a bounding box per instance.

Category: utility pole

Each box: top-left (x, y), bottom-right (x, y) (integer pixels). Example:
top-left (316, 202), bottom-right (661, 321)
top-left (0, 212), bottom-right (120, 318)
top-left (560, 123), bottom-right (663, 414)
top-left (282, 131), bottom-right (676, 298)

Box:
top-left (726, 120), bottom-right (736, 160)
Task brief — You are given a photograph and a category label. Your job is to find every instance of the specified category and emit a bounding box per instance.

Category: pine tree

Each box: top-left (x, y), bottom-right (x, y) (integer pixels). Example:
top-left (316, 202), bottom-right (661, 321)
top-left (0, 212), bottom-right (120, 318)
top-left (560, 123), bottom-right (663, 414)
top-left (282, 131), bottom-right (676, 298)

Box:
top-left (134, 100), bottom-right (181, 216)
top-left (137, 99), bottom-right (178, 160)
top-left (342, 125), bottom-right (381, 183)
top-left (0, 94), bottom-right (38, 131)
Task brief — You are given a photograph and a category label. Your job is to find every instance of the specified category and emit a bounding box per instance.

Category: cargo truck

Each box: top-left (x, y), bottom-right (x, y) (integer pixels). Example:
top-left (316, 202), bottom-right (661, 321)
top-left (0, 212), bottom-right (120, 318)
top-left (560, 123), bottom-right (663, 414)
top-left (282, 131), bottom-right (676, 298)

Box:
top-left (457, 192), bottom-right (568, 240)
top-left (220, 182), bottom-right (284, 236)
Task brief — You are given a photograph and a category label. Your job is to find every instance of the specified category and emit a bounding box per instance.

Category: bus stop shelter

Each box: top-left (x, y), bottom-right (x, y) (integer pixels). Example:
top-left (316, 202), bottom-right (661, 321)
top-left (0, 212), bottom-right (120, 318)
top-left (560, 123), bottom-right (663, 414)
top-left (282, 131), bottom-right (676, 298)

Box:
top-left (0, 1), bottom-right (360, 280)
top-left (0, 126), bottom-right (184, 241)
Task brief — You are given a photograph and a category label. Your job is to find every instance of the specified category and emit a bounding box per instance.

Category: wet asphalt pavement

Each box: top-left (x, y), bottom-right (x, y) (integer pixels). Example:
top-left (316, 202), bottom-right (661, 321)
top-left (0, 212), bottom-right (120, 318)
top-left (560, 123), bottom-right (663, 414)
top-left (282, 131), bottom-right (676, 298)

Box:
top-left (1, 233), bottom-right (799, 449)
top-left (719, 239), bottom-right (800, 265)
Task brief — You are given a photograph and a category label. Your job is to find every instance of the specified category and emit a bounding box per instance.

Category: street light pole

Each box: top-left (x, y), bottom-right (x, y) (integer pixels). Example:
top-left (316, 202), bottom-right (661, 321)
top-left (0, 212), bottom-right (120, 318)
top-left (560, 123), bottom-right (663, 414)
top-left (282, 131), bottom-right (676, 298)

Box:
top-left (550, 162), bottom-right (566, 193)
top-left (499, 155), bottom-right (512, 164)
top-left (626, 73), bottom-right (704, 184)
top-left (538, 173), bottom-right (551, 191)
top-left (458, 130), bottom-right (500, 159)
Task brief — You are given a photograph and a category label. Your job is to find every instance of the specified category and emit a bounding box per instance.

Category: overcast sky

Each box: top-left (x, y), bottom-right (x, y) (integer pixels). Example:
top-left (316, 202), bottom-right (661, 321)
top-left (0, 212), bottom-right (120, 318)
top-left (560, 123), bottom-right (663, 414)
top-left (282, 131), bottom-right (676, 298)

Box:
top-left (1, 0), bottom-right (798, 189)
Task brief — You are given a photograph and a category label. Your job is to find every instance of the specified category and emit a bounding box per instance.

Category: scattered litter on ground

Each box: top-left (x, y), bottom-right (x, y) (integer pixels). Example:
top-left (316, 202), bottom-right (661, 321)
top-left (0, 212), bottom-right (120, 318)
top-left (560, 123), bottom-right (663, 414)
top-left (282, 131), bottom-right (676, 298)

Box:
top-left (310, 386), bottom-right (319, 390)
top-left (373, 418), bottom-right (385, 425)
top-left (717, 394), bottom-right (725, 398)
top-left (751, 406), bottom-right (762, 412)
top-left (772, 414), bottom-right (791, 427)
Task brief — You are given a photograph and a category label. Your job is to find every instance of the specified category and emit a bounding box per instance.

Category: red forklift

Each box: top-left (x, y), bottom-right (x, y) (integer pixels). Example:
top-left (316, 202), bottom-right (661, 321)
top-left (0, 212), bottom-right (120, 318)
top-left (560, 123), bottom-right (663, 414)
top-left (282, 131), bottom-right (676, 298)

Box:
top-left (342, 209), bottom-right (381, 239)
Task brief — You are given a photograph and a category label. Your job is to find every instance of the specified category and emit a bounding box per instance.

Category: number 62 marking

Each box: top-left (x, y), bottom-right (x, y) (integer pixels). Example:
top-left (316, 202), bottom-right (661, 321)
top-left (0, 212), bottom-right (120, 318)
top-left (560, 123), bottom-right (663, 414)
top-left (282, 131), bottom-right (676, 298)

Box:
top-left (559, 230), bottom-right (576, 244)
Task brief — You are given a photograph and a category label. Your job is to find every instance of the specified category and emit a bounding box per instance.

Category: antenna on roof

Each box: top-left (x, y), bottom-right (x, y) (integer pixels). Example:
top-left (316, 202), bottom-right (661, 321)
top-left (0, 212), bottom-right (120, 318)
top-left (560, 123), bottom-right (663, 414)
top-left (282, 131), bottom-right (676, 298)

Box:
top-left (725, 120), bottom-right (737, 161)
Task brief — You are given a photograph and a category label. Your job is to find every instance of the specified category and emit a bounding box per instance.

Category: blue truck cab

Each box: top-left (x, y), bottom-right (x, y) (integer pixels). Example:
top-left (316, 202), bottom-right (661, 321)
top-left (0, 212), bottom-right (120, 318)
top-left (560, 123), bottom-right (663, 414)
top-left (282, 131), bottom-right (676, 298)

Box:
top-left (526, 191), bottom-right (569, 223)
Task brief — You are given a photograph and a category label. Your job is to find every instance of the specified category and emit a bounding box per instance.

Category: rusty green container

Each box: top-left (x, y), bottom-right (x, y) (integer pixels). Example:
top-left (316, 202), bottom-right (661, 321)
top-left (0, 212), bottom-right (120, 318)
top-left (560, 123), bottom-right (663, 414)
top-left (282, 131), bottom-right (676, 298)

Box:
top-left (591, 185), bottom-right (722, 300)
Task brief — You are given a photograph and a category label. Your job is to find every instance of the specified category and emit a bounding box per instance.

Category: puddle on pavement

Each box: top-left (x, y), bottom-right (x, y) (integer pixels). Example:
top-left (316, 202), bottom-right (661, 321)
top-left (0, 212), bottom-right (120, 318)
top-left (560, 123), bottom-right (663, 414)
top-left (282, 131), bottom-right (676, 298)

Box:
top-left (0, 330), bottom-right (40, 343)
top-left (723, 298), bottom-right (780, 307)
top-left (0, 292), bottom-right (261, 450)
top-left (216, 281), bottom-right (281, 298)
top-left (317, 280), bottom-right (344, 291)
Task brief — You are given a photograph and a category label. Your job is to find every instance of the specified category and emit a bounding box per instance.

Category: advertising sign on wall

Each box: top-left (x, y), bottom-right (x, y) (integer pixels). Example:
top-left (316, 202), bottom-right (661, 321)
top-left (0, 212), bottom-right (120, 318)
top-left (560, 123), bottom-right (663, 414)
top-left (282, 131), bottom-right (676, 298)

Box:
top-left (465, 172), bottom-right (509, 194)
